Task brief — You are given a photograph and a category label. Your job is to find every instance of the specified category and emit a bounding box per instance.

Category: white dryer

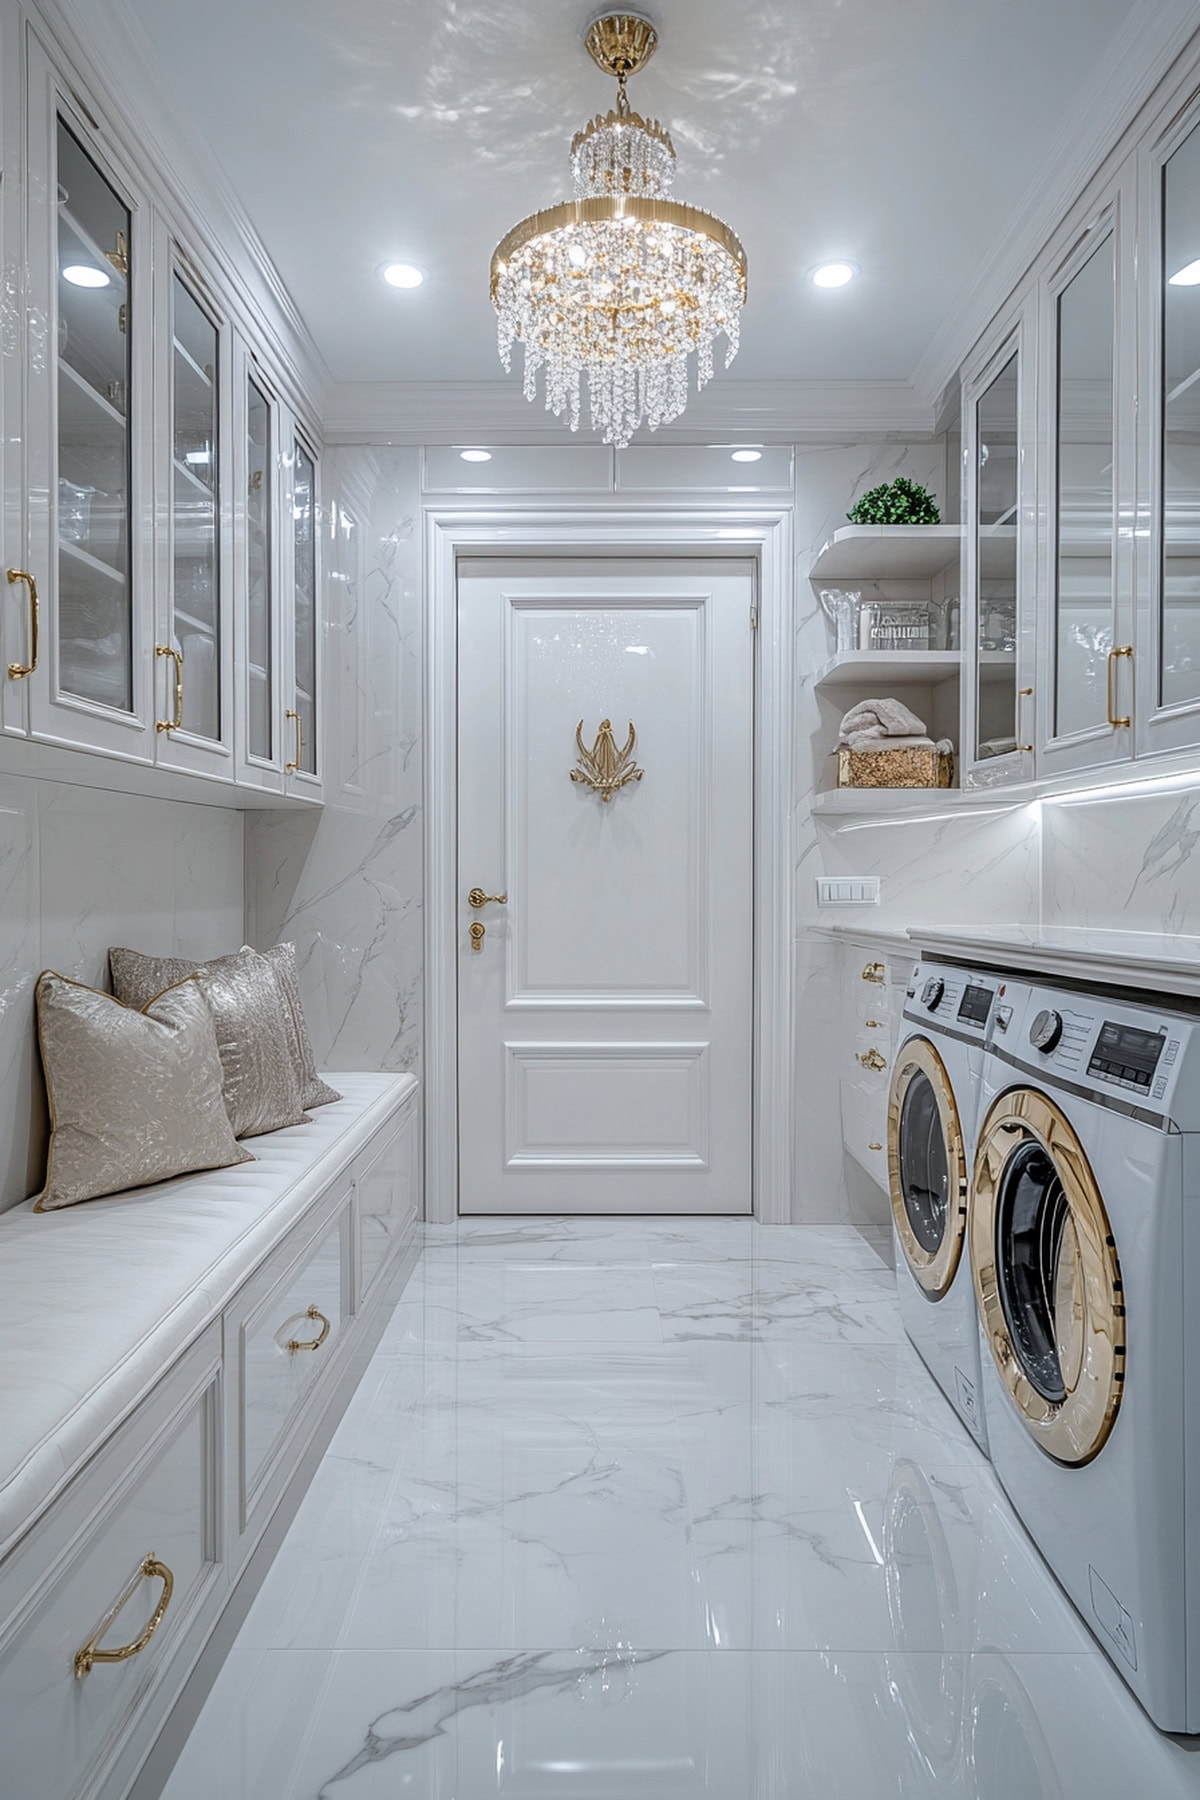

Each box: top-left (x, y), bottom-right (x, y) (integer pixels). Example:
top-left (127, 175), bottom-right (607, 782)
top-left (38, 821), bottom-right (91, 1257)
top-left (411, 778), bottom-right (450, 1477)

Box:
top-left (970, 975), bottom-right (1200, 1731)
top-left (887, 959), bottom-right (1003, 1453)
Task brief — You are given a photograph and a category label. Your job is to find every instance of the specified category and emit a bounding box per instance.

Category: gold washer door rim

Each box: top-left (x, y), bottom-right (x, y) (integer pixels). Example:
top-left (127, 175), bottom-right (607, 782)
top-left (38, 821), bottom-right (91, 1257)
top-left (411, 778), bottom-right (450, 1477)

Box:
top-left (887, 1037), bottom-right (968, 1300)
top-left (970, 1087), bottom-right (1125, 1467)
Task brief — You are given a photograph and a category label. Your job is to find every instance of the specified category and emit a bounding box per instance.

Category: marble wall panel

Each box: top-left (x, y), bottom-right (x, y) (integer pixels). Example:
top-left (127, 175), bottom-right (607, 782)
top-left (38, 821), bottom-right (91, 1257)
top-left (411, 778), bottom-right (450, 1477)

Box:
top-left (1041, 779), bottom-right (1200, 934)
top-left (245, 447), bottom-right (424, 1079)
top-left (0, 771), bottom-right (244, 1213)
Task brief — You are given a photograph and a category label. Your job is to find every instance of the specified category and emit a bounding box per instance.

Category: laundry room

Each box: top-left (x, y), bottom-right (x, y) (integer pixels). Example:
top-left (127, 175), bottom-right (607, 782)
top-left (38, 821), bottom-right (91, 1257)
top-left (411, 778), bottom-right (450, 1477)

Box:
top-left (4, 1), bottom-right (1200, 1796)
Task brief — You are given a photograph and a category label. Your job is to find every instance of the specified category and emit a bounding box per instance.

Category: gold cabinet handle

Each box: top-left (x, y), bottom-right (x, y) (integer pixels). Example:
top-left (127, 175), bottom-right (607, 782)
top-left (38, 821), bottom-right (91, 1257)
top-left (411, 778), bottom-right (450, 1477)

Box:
top-left (7, 569), bottom-right (39, 679)
top-left (286, 1304), bottom-right (331, 1353)
top-left (1107, 645), bottom-right (1133, 730)
top-left (864, 1018), bottom-right (884, 1029)
top-left (155, 645), bottom-right (183, 732)
top-left (74, 1554), bottom-right (174, 1679)
top-left (469, 921), bottom-right (486, 952)
top-left (861, 961), bottom-right (886, 985)
top-left (1017, 685), bottom-right (1034, 752)
top-left (285, 707), bottom-right (303, 772)
top-left (857, 1048), bottom-right (888, 1072)
top-left (868, 1141), bottom-right (883, 1152)
top-left (468, 888), bottom-right (508, 909)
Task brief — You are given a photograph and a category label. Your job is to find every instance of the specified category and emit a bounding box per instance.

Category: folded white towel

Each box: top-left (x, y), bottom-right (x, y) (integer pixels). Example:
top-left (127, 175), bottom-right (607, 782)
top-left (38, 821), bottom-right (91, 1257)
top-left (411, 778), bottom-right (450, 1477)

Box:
top-left (841, 730), bottom-right (935, 752)
top-left (838, 696), bottom-right (928, 740)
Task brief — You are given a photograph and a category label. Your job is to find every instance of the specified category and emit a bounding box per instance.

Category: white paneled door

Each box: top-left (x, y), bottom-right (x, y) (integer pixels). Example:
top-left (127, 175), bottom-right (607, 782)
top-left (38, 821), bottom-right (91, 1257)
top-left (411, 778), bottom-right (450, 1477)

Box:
top-left (457, 558), bottom-right (755, 1215)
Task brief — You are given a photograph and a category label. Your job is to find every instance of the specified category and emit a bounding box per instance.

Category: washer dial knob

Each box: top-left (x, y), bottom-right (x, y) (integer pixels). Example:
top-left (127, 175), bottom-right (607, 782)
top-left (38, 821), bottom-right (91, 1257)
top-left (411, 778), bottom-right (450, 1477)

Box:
top-left (1029, 1008), bottom-right (1064, 1053)
top-left (921, 977), bottom-right (945, 1011)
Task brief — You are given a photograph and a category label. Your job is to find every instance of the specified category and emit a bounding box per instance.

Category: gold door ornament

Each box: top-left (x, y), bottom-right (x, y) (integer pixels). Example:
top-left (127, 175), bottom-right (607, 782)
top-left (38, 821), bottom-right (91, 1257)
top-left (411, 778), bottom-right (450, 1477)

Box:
top-left (570, 718), bottom-right (644, 802)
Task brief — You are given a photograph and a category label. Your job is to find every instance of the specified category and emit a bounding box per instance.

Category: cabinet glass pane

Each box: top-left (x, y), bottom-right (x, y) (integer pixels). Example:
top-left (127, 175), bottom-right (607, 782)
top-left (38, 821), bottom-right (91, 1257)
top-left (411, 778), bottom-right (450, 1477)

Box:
top-left (247, 378), bottom-right (272, 762)
top-left (292, 440), bottom-right (316, 775)
top-left (1162, 120), bottom-right (1200, 710)
top-left (1055, 236), bottom-right (1115, 739)
top-left (172, 276), bottom-right (219, 740)
top-left (55, 121), bottom-right (132, 711)
top-left (975, 352), bottom-right (1018, 761)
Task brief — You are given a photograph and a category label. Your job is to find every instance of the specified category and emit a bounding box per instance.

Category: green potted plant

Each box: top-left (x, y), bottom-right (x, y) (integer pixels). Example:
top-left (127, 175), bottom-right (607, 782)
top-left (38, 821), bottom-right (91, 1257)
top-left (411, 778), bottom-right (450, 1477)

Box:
top-left (847, 476), bottom-right (941, 525)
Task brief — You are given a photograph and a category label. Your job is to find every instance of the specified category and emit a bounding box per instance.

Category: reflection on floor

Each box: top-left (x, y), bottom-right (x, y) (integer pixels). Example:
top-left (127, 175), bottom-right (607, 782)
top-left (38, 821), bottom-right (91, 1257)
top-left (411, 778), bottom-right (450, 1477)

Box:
top-left (160, 1219), bottom-right (1200, 1798)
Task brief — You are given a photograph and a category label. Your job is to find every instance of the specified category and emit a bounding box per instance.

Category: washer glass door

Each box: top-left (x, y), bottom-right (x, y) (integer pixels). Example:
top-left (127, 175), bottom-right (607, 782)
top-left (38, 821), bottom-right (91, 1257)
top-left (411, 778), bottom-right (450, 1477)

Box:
top-left (971, 1088), bottom-right (1124, 1464)
top-left (888, 1039), bottom-right (967, 1298)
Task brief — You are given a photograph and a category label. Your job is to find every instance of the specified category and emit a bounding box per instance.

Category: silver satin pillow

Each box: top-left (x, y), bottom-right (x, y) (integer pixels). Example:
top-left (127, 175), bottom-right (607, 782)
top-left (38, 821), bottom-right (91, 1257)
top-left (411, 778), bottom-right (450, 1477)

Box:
top-left (108, 945), bottom-right (309, 1139)
top-left (35, 973), bottom-right (253, 1212)
top-left (109, 942), bottom-right (339, 1113)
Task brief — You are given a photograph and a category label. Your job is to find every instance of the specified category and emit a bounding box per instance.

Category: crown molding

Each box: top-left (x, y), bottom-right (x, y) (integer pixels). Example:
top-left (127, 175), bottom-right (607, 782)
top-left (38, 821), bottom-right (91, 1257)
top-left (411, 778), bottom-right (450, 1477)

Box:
top-left (912, 0), bottom-right (1200, 409)
top-left (322, 378), bottom-right (936, 446)
top-left (34, 0), bottom-right (332, 428)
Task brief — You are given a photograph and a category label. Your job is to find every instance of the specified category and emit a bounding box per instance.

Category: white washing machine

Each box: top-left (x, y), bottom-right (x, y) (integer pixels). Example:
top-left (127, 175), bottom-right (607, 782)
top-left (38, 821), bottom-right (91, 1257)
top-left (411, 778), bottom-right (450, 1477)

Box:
top-left (887, 958), bottom-right (1003, 1453)
top-left (970, 974), bottom-right (1200, 1731)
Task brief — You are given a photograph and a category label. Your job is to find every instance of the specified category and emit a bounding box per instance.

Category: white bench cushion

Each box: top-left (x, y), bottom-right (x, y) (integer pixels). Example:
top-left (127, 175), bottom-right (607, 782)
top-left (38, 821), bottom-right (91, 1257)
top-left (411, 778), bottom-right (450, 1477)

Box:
top-left (0, 1073), bottom-right (417, 1563)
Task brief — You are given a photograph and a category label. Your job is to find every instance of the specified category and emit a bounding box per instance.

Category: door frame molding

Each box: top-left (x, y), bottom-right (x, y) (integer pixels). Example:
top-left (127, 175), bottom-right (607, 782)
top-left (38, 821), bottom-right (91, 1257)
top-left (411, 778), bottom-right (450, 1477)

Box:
top-left (424, 506), bottom-right (794, 1224)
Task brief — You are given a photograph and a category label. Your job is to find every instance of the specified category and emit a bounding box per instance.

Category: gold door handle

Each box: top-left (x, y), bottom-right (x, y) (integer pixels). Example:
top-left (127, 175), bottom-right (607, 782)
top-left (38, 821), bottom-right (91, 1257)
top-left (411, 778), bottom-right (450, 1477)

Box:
top-left (1107, 645), bottom-right (1133, 730)
top-left (469, 921), bottom-right (486, 952)
top-left (286, 1304), bottom-right (331, 1353)
top-left (7, 569), bottom-right (38, 679)
top-left (861, 962), bottom-right (886, 985)
top-left (857, 1048), bottom-right (888, 1072)
top-left (468, 888), bottom-right (508, 909)
top-left (74, 1555), bottom-right (174, 1679)
top-left (285, 707), bottom-right (304, 772)
top-left (155, 645), bottom-right (183, 732)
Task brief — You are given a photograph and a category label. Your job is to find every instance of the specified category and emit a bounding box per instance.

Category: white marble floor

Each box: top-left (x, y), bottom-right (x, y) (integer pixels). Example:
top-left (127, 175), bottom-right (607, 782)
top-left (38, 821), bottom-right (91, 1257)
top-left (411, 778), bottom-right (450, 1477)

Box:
top-left (160, 1220), bottom-right (1200, 1798)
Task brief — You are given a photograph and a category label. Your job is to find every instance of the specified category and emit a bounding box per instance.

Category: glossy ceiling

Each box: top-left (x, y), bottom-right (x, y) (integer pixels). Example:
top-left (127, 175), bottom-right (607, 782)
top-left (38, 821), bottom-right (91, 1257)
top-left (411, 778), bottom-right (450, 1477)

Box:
top-left (122, 0), bottom-right (1139, 387)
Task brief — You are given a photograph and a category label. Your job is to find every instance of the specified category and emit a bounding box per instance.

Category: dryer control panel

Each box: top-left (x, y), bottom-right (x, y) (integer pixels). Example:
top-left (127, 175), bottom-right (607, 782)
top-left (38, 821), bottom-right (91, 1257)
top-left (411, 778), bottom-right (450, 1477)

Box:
top-left (903, 960), bottom-right (1001, 1040)
top-left (996, 979), bottom-right (1200, 1121)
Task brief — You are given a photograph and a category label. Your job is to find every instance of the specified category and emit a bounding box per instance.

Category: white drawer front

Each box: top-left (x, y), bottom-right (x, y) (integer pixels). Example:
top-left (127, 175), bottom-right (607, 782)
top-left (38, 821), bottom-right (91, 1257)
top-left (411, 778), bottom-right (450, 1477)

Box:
top-left (840, 1077), bottom-right (888, 1189)
top-left (238, 1189), bottom-right (352, 1522)
top-left (358, 1103), bottom-right (419, 1299)
top-left (0, 1331), bottom-right (221, 1800)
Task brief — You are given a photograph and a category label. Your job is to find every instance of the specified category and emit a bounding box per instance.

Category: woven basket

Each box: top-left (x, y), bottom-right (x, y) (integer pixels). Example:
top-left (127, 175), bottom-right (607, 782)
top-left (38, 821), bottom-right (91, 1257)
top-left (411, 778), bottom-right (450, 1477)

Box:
top-left (837, 745), bottom-right (954, 790)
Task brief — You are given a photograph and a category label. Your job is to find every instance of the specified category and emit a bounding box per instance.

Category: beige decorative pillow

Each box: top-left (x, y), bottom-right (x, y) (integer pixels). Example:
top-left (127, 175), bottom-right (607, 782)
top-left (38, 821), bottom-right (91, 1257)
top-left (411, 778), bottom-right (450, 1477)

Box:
top-left (109, 942), bottom-right (339, 1113)
top-left (108, 945), bottom-right (309, 1139)
top-left (34, 972), bottom-right (253, 1212)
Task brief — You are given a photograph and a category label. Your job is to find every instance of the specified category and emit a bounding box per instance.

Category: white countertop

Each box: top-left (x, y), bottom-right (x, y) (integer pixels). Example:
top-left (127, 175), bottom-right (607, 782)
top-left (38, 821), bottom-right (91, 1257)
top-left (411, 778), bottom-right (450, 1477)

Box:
top-left (907, 922), bottom-right (1200, 1000)
top-left (810, 921), bottom-right (917, 958)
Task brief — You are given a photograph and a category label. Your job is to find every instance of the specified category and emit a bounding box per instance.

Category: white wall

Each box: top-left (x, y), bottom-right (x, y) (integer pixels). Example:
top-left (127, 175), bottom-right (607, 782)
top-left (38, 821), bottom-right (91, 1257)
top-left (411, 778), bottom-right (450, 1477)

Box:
top-left (245, 447), bottom-right (424, 1081)
top-left (0, 774), bottom-right (243, 1212)
top-left (1040, 779), bottom-right (1200, 933)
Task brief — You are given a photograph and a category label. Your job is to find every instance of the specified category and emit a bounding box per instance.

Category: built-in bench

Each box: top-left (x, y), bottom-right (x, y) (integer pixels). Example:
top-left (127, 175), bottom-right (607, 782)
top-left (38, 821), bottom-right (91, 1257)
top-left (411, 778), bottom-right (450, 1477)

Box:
top-left (0, 1072), bottom-right (420, 1800)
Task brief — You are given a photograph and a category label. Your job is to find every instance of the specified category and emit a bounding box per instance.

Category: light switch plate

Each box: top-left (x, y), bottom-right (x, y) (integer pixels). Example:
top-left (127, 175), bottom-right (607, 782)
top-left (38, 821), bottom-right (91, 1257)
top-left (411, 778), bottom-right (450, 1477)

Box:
top-left (815, 876), bottom-right (882, 907)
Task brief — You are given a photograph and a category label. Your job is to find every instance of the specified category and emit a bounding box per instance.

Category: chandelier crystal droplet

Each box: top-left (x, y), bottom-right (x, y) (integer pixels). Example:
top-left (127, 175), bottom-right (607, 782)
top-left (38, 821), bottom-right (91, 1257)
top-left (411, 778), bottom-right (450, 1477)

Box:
top-left (489, 12), bottom-right (747, 449)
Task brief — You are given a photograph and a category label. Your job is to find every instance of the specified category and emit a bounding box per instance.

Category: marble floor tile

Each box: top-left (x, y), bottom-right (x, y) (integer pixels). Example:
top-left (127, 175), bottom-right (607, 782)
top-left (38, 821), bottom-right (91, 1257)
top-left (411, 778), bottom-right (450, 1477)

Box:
top-left (158, 1221), bottom-right (1200, 1798)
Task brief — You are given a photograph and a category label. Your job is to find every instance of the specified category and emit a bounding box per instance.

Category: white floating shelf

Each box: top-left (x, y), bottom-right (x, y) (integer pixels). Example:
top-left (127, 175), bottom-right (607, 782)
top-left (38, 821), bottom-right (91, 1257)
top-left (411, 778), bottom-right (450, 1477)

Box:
top-left (814, 650), bottom-right (962, 690)
top-left (808, 524), bottom-right (962, 583)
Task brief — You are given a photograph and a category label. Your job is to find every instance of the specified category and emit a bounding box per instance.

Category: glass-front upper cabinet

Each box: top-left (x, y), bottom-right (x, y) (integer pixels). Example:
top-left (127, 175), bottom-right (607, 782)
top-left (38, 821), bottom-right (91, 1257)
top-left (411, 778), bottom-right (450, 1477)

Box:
top-left (288, 434), bottom-right (319, 786)
top-left (246, 372), bottom-right (274, 768)
top-left (155, 264), bottom-right (232, 774)
top-left (963, 303), bottom-right (1036, 785)
top-left (1037, 188), bottom-right (1135, 778)
top-left (1142, 102), bottom-right (1200, 756)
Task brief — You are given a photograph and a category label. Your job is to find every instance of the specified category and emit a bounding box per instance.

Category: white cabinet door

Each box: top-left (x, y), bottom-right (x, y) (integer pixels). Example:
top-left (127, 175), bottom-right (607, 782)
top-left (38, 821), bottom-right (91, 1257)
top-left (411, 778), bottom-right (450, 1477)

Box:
top-left (962, 301), bottom-right (1038, 787)
top-left (1137, 93), bottom-right (1200, 761)
top-left (151, 239), bottom-right (236, 780)
top-left (24, 40), bottom-right (155, 763)
top-left (282, 423), bottom-right (322, 801)
top-left (457, 557), bottom-right (754, 1215)
top-left (1036, 176), bottom-right (1138, 778)
top-left (233, 353), bottom-right (285, 793)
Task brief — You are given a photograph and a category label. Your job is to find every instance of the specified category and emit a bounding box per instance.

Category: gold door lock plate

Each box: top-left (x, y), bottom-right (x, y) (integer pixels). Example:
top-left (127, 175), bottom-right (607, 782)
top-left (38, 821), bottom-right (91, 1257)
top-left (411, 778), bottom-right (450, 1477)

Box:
top-left (469, 922), bottom-right (486, 952)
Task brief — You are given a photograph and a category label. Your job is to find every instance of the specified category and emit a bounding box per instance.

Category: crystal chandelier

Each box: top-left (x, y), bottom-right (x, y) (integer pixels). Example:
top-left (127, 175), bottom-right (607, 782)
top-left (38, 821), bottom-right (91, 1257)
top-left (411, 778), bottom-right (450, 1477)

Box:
top-left (490, 12), bottom-right (748, 449)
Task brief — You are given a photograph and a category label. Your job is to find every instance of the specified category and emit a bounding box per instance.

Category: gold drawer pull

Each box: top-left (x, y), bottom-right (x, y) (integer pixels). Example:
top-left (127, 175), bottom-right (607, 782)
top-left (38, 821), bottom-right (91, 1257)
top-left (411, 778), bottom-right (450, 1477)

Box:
top-left (857, 1048), bottom-right (888, 1072)
top-left (864, 1018), bottom-right (884, 1029)
top-left (155, 645), bottom-right (183, 732)
top-left (286, 1304), bottom-right (331, 1353)
top-left (74, 1554), bottom-right (174, 1679)
top-left (285, 707), bottom-right (304, 772)
top-left (861, 961), bottom-right (886, 984)
top-left (868, 1141), bottom-right (883, 1152)
top-left (7, 568), bottom-right (39, 679)
top-left (1107, 645), bottom-right (1133, 730)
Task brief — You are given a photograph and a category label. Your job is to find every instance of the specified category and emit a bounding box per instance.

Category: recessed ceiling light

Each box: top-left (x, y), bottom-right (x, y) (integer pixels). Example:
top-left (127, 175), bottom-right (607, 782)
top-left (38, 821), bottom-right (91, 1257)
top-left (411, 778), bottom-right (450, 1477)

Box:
top-left (1169, 258), bottom-right (1200, 286)
top-left (62, 264), bottom-right (110, 288)
top-left (378, 262), bottom-right (426, 289)
top-left (730, 448), bottom-right (763, 463)
top-left (810, 260), bottom-right (859, 289)
top-left (460, 448), bottom-right (493, 463)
